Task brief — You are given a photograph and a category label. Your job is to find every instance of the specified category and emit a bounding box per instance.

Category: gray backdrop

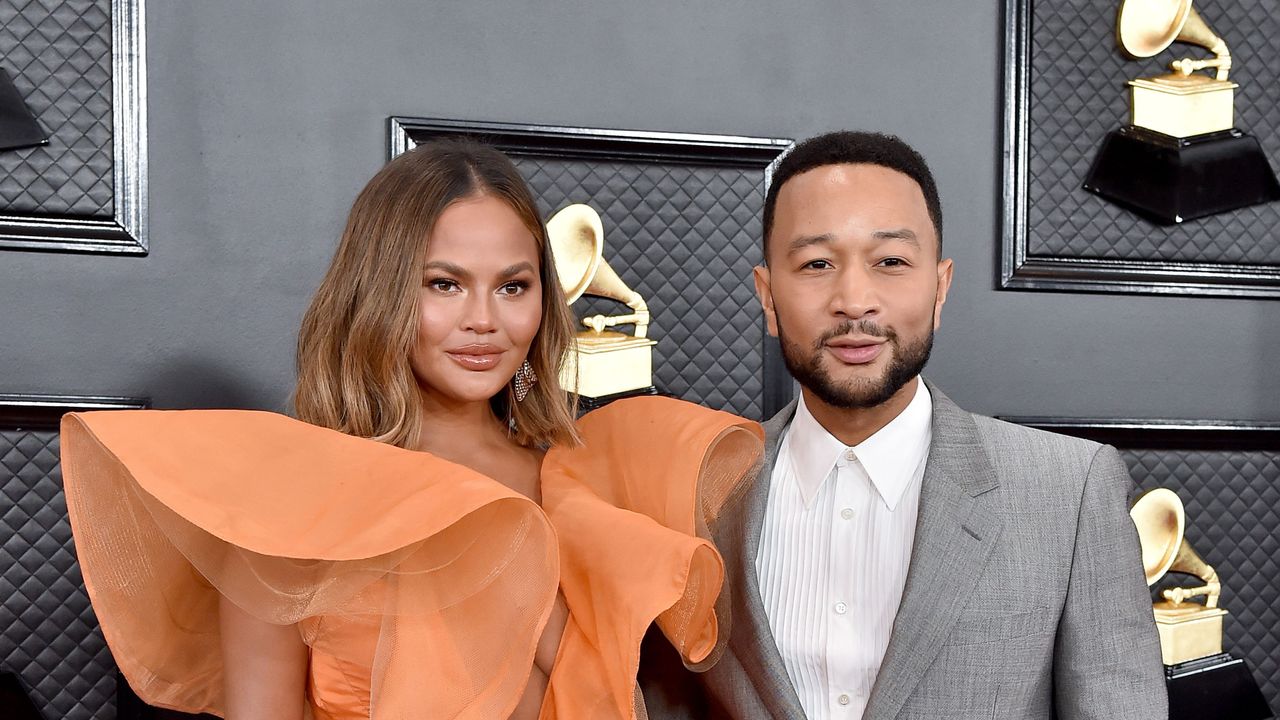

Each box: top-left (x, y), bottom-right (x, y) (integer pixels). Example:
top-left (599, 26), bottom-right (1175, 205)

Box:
top-left (1, 0), bottom-right (1277, 421)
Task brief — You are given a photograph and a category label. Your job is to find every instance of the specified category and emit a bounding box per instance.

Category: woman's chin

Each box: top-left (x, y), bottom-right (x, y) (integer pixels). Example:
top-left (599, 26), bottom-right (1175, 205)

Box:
top-left (418, 375), bottom-right (512, 406)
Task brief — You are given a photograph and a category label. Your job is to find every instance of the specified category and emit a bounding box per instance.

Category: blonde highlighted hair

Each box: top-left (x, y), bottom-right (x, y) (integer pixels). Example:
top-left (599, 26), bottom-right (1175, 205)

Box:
top-left (295, 139), bottom-right (579, 448)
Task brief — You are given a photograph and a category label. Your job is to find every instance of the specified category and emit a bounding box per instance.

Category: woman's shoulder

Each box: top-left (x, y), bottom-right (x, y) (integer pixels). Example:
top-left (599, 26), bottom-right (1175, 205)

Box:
top-left (542, 395), bottom-right (763, 527)
top-left (62, 409), bottom-right (538, 559)
top-left (572, 395), bottom-right (762, 444)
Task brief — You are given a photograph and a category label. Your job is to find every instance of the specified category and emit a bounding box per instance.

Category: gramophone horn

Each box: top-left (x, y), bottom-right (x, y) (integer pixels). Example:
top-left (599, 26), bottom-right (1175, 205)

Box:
top-left (585, 256), bottom-right (646, 310)
top-left (1117, 0), bottom-right (1229, 77)
top-left (546, 204), bottom-right (603, 304)
top-left (1130, 487), bottom-right (1222, 607)
top-left (1118, 0), bottom-right (1193, 58)
top-left (1129, 487), bottom-right (1185, 585)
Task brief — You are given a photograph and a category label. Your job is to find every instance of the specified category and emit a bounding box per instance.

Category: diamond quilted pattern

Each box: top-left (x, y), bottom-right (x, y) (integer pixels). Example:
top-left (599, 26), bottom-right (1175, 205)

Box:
top-left (1, 428), bottom-right (116, 719)
top-left (512, 156), bottom-right (765, 419)
top-left (1025, 0), bottom-right (1280, 263)
top-left (0, 0), bottom-right (114, 218)
top-left (1124, 449), bottom-right (1279, 712)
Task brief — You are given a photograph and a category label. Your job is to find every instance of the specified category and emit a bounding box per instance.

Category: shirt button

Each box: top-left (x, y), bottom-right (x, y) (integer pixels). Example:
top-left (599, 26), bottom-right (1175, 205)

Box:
top-left (837, 694), bottom-right (851, 706)
top-left (843, 449), bottom-right (856, 462)
top-left (834, 601), bottom-right (848, 614)
top-left (840, 507), bottom-right (854, 520)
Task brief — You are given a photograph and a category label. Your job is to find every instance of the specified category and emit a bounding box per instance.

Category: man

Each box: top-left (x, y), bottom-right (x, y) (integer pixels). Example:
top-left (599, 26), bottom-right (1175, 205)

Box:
top-left (640, 131), bottom-right (1166, 719)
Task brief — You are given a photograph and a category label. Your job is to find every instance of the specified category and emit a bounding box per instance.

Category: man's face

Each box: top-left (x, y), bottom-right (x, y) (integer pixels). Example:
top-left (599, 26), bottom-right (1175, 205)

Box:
top-left (754, 163), bottom-right (953, 409)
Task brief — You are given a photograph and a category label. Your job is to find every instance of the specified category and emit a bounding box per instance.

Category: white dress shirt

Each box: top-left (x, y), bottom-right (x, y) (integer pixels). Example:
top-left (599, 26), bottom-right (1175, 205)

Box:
top-left (755, 381), bottom-right (933, 720)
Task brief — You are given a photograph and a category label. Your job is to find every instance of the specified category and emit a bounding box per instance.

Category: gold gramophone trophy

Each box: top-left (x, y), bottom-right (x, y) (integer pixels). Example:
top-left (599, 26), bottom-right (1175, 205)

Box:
top-left (1083, 0), bottom-right (1280, 223)
top-left (1129, 488), bottom-right (1271, 719)
top-left (546, 204), bottom-right (658, 409)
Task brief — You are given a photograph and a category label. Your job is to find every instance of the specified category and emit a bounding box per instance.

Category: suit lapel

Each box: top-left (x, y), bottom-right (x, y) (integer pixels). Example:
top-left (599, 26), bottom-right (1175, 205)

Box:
top-left (862, 381), bottom-right (1003, 720)
top-left (713, 399), bottom-right (808, 719)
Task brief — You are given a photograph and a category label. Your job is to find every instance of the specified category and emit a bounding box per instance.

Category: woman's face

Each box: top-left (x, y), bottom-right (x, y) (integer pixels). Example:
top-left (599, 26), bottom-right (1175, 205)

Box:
top-left (411, 193), bottom-right (544, 405)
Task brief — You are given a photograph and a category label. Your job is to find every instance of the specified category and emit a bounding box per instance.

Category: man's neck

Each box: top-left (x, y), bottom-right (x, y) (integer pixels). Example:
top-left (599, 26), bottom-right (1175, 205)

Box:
top-left (801, 376), bottom-right (920, 447)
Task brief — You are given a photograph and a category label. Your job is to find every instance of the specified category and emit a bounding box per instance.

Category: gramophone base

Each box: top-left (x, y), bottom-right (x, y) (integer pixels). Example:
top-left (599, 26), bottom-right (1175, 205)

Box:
top-left (1083, 125), bottom-right (1280, 224)
top-left (576, 385), bottom-right (661, 414)
top-left (561, 333), bottom-right (657, 399)
top-left (1165, 652), bottom-right (1272, 720)
top-left (1154, 604), bottom-right (1226, 665)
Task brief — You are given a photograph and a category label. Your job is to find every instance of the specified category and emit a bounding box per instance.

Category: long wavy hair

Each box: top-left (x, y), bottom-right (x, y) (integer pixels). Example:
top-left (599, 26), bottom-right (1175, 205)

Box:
top-left (295, 139), bottom-right (579, 449)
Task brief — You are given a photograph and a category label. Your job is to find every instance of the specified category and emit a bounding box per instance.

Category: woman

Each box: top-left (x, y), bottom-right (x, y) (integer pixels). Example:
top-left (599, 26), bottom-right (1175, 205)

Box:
top-left (60, 140), bottom-right (762, 719)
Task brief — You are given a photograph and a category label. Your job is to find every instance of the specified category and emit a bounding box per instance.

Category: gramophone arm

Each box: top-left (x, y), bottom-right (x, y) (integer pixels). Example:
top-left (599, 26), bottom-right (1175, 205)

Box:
top-left (1171, 53), bottom-right (1231, 81)
top-left (1169, 31), bottom-right (1231, 81)
top-left (581, 292), bottom-right (651, 338)
top-left (1161, 566), bottom-right (1222, 609)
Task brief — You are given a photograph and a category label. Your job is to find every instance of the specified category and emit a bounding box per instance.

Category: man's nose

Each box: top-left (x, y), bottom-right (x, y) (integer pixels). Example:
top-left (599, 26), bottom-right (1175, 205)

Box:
top-left (828, 265), bottom-right (881, 320)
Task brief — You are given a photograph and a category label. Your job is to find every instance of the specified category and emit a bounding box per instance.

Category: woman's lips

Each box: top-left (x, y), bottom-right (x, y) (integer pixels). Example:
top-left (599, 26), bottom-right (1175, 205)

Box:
top-left (825, 342), bottom-right (885, 365)
top-left (446, 346), bottom-right (505, 371)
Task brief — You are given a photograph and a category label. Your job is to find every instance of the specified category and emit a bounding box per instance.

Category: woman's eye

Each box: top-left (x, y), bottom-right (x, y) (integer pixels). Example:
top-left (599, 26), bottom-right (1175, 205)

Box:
top-left (426, 278), bottom-right (459, 292)
top-left (499, 280), bottom-right (530, 296)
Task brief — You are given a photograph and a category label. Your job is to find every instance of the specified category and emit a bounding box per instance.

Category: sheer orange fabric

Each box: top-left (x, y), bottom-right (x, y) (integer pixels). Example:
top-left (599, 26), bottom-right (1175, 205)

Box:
top-left (60, 397), bottom-right (762, 719)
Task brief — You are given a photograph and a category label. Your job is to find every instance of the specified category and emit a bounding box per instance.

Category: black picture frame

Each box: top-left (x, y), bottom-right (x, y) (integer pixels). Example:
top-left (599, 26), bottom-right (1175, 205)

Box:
top-left (0, 0), bottom-right (149, 256)
top-left (0, 393), bottom-right (148, 428)
top-left (1000, 416), bottom-right (1280, 451)
top-left (1001, 414), bottom-right (1280, 712)
top-left (999, 0), bottom-right (1280, 298)
top-left (389, 117), bottom-right (796, 418)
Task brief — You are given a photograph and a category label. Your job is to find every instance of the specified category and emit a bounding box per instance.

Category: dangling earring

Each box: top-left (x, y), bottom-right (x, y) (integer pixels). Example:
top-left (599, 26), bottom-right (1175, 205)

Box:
top-left (513, 360), bottom-right (538, 402)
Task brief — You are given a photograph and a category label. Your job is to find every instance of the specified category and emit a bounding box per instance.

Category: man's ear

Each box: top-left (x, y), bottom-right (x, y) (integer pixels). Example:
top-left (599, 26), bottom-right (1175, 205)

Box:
top-left (933, 257), bottom-right (954, 331)
top-left (753, 264), bottom-right (779, 338)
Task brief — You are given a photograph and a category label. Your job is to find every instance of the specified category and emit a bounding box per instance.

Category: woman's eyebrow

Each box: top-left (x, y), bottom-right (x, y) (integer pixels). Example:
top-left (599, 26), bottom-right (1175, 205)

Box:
top-left (498, 261), bottom-right (536, 278)
top-left (423, 260), bottom-right (469, 278)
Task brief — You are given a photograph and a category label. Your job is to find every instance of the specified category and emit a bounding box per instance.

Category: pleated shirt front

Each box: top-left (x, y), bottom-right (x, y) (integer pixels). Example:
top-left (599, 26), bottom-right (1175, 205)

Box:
top-left (756, 382), bottom-right (933, 720)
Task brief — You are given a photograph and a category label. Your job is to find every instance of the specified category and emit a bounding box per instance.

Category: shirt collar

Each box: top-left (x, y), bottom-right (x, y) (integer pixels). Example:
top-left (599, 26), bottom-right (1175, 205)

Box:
top-left (786, 380), bottom-right (934, 510)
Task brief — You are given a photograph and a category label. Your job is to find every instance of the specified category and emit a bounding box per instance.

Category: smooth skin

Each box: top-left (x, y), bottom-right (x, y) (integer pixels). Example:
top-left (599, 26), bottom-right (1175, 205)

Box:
top-left (220, 194), bottom-right (568, 720)
top-left (753, 163), bottom-right (954, 446)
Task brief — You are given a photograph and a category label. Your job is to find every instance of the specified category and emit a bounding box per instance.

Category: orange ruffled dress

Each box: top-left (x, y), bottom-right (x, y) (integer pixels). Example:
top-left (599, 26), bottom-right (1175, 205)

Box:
top-left (60, 396), bottom-right (762, 720)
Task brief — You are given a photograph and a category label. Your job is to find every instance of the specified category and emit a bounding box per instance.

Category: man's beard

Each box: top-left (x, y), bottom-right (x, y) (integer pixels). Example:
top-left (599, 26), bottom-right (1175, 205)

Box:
top-left (779, 318), bottom-right (933, 409)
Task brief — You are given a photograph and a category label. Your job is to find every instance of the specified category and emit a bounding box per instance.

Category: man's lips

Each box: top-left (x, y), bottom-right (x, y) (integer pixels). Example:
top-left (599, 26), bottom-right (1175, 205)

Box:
top-left (824, 337), bottom-right (886, 365)
top-left (446, 344), bottom-right (506, 370)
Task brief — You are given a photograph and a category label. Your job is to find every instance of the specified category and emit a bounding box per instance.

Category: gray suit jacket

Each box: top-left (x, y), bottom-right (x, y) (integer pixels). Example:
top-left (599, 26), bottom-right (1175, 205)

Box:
top-left (640, 381), bottom-right (1167, 720)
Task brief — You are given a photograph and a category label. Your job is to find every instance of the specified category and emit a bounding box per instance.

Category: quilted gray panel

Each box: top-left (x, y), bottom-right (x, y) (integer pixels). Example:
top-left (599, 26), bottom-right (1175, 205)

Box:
top-left (1124, 448), bottom-right (1279, 713)
top-left (1, 428), bottom-right (116, 720)
top-left (0, 0), bottom-right (115, 218)
top-left (512, 156), bottom-right (765, 419)
top-left (1026, 0), bottom-right (1280, 263)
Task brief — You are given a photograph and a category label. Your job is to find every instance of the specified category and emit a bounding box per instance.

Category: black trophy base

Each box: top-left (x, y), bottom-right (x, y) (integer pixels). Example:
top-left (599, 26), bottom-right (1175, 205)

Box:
top-left (1083, 125), bottom-right (1280, 225)
top-left (1, 671), bottom-right (44, 720)
top-left (574, 385), bottom-right (661, 414)
top-left (0, 68), bottom-right (49, 151)
top-left (1166, 652), bottom-right (1273, 720)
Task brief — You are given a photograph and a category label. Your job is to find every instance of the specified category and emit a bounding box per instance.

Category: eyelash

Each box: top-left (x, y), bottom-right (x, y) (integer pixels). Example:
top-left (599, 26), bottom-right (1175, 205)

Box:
top-left (799, 258), bottom-right (909, 271)
top-left (424, 278), bottom-right (531, 295)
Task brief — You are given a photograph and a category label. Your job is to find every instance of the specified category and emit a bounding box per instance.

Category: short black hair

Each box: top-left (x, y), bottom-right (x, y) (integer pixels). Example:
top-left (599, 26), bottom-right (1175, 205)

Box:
top-left (762, 130), bottom-right (943, 257)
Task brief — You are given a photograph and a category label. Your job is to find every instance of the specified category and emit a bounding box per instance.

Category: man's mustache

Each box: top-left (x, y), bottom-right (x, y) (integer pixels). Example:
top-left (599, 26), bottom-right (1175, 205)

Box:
top-left (814, 319), bottom-right (895, 349)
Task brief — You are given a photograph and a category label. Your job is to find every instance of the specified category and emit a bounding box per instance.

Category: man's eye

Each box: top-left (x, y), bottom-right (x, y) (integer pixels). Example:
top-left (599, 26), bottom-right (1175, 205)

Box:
top-left (878, 257), bottom-right (908, 268)
top-left (802, 259), bottom-right (832, 270)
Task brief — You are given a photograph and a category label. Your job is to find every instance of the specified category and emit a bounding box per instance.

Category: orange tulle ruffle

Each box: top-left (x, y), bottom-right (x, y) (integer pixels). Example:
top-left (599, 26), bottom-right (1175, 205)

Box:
top-left (60, 396), bottom-right (761, 719)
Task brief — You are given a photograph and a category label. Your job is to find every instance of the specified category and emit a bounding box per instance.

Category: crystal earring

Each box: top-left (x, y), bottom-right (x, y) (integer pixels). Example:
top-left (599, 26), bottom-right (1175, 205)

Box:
top-left (513, 360), bottom-right (538, 402)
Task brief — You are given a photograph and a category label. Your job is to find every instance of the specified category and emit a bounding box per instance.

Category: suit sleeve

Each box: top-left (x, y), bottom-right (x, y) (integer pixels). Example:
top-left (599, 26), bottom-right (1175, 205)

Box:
top-left (1053, 444), bottom-right (1168, 719)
